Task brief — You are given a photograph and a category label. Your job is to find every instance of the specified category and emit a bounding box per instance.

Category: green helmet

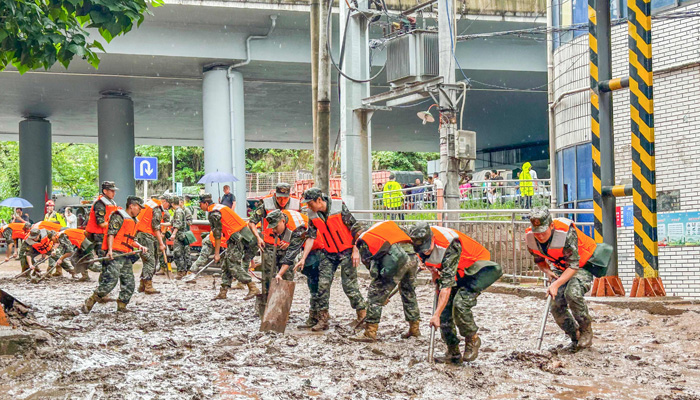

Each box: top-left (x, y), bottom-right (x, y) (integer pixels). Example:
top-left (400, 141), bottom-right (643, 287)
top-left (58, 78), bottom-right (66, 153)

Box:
top-left (408, 222), bottom-right (433, 253)
top-left (265, 209), bottom-right (286, 226)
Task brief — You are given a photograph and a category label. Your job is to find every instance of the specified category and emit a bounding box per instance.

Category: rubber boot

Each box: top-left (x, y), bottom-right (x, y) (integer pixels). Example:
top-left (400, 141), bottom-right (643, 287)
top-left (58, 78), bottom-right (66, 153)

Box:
top-left (311, 310), bottom-right (330, 332)
top-left (233, 281), bottom-right (246, 290)
top-left (176, 271), bottom-right (186, 280)
top-left (144, 280), bottom-right (160, 295)
top-left (155, 267), bottom-right (166, 276)
top-left (52, 265), bottom-right (63, 277)
top-left (578, 319), bottom-right (593, 349)
top-left (78, 271), bottom-right (91, 282)
top-left (243, 282), bottom-right (261, 300)
top-left (81, 293), bottom-right (100, 314)
top-left (401, 320), bottom-right (422, 339)
top-left (212, 287), bottom-right (228, 300)
top-left (463, 334), bottom-right (482, 362)
top-left (116, 300), bottom-right (128, 312)
top-left (434, 344), bottom-right (462, 364)
top-left (350, 323), bottom-right (378, 342)
top-left (297, 310), bottom-right (318, 329)
top-left (565, 329), bottom-right (579, 352)
top-left (137, 279), bottom-right (146, 293)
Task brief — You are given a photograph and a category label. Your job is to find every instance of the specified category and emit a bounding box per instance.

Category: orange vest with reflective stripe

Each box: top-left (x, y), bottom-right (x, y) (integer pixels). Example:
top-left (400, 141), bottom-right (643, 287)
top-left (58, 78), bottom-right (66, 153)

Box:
top-left (60, 229), bottom-right (87, 247)
top-left (86, 195), bottom-right (119, 234)
top-left (34, 221), bottom-right (62, 233)
top-left (308, 198), bottom-right (354, 253)
top-left (208, 204), bottom-right (247, 238)
top-left (135, 199), bottom-right (162, 235)
top-left (424, 226), bottom-right (490, 278)
top-left (525, 218), bottom-right (596, 271)
top-left (103, 210), bottom-right (137, 253)
top-left (261, 195), bottom-right (301, 245)
top-left (3, 223), bottom-right (28, 240)
top-left (31, 230), bottom-right (54, 254)
top-left (357, 221), bottom-right (412, 258)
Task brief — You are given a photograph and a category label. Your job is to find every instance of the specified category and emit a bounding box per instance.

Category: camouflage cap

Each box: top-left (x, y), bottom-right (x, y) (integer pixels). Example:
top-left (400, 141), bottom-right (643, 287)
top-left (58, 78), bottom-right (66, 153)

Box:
top-left (265, 209), bottom-right (286, 227)
top-left (199, 193), bottom-right (213, 203)
top-left (23, 222), bottom-right (31, 230)
top-left (408, 222), bottom-right (433, 253)
top-left (170, 195), bottom-right (180, 205)
top-left (159, 193), bottom-right (172, 203)
top-left (529, 206), bottom-right (552, 233)
top-left (303, 187), bottom-right (324, 202)
top-left (275, 182), bottom-right (292, 198)
top-left (25, 228), bottom-right (41, 245)
top-left (126, 196), bottom-right (145, 208)
top-left (101, 181), bottom-right (119, 191)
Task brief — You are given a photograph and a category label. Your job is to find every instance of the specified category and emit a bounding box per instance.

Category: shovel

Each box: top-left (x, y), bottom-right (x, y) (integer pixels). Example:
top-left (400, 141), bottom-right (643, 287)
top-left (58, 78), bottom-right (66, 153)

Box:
top-left (12, 256), bottom-right (49, 279)
top-left (78, 250), bottom-right (143, 267)
top-left (536, 294), bottom-right (553, 351)
top-left (0, 288), bottom-right (30, 312)
top-left (428, 283), bottom-right (439, 363)
top-left (182, 249), bottom-right (227, 283)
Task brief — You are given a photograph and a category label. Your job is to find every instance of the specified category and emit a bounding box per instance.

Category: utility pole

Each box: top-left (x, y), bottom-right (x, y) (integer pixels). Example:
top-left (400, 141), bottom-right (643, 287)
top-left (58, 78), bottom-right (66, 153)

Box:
top-left (315, 0), bottom-right (331, 194)
top-left (438, 0), bottom-right (459, 216)
top-left (546, 0), bottom-right (557, 208)
top-left (310, 0), bottom-right (320, 177)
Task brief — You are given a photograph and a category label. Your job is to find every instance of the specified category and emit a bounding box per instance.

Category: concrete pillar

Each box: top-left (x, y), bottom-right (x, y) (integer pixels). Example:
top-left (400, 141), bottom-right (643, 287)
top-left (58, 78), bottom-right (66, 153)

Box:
top-left (19, 117), bottom-right (52, 222)
top-left (98, 92), bottom-right (135, 207)
top-left (228, 70), bottom-right (247, 216)
top-left (202, 66), bottom-right (233, 204)
top-left (340, 0), bottom-right (372, 211)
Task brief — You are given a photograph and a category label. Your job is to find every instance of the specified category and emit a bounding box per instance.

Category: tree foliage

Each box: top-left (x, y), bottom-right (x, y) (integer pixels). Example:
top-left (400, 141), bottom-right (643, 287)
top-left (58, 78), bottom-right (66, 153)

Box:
top-left (52, 143), bottom-right (99, 197)
top-left (0, 0), bottom-right (163, 73)
top-left (245, 149), bottom-right (315, 173)
top-left (135, 145), bottom-right (205, 192)
top-left (372, 151), bottom-right (439, 174)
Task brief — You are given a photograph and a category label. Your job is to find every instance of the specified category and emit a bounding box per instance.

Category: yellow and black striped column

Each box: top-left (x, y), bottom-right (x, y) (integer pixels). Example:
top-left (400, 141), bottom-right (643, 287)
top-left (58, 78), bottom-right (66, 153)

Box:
top-left (627, 0), bottom-right (665, 296)
top-left (589, 0), bottom-right (603, 244)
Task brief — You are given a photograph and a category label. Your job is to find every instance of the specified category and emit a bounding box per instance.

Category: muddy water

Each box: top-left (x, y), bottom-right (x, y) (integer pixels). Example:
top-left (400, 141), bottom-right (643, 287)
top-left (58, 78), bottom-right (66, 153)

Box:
top-left (1, 260), bottom-right (699, 400)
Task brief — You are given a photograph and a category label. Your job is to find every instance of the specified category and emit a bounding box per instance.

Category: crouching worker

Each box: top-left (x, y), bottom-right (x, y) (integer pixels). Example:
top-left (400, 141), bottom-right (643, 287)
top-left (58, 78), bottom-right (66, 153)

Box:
top-left (526, 206), bottom-right (612, 351)
top-left (408, 222), bottom-right (502, 364)
top-left (351, 220), bottom-right (420, 342)
top-left (82, 196), bottom-right (149, 313)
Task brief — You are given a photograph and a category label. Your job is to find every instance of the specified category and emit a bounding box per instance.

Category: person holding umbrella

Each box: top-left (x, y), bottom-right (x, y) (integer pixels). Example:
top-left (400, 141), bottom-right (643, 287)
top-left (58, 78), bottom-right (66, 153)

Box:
top-left (12, 208), bottom-right (30, 224)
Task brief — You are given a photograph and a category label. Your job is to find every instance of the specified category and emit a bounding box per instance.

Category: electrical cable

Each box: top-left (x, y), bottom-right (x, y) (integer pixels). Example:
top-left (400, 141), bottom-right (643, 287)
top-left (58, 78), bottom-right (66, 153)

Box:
top-left (444, 0), bottom-right (470, 82)
top-left (326, 0), bottom-right (386, 84)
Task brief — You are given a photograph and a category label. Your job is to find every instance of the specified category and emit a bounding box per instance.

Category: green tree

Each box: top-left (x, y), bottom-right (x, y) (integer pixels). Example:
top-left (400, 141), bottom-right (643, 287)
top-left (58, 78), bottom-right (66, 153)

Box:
top-left (0, 0), bottom-right (163, 73)
top-left (245, 149), bottom-right (314, 173)
top-left (52, 143), bottom-right (99, 197)
top-left (372, 151), bottom-right (439, 174)
top-left (135, 145), bottom-right (205, 192)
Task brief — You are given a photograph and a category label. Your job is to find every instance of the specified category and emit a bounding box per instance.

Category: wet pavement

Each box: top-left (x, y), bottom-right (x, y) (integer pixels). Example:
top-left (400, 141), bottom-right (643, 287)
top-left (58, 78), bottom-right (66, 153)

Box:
top-left (1, 259), bottom-right (699, 400)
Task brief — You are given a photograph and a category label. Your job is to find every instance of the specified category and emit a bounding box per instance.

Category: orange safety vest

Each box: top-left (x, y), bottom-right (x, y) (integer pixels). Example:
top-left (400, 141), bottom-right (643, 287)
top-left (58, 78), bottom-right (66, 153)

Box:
top-left (135, 199), bottom-right (163, 236)
top-left (424, 226), bottom-right (491, 279)
top-left (3, 223), bottom-right (29, 240)
top-left (59, 228), bottom-right (87, 248)
top-left (86, 195), bottom-right (119, 234)
top-left (208, 204), bottom-right (247, 238)
top-left (525, 218), bottom-right (596, 271)
top-left (357, 221), bottom-right (412, 258)
top-left (31, 230), bottom-right (54, 254)
top-left (261, 194), bottom-right (301, 245)
top-left (102, 210), bottom-right (137, 253)
top-left (34, 221), bottom-right (62, 233)
top-left (307, 198), bottom-right (354, 254)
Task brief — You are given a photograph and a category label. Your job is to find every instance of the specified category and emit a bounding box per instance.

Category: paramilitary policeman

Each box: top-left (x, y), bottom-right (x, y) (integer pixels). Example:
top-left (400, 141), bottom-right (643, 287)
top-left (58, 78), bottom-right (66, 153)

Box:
top-left (21, 228), bottom-right (56, 276)
top-left (50, 228), bottom-right (95, 281)
top-left (85, 181), bottom-right (119, 257)
top-left (409, 222), bottom-right (503, 364)
top-left (134, 195), bottom-right (167, 295)
top-left (302, 187), bottom-right (367, 331)
top-left (352, 220), bottom-right (421, 343)
top-left (2, 222), bottom-right (30, 261)
top-left (82, 196), bottom-right (148, 313)
top-left (525, 206), bottom-right (612, 351)
top-left (169, 196), bottom-right (191, 279)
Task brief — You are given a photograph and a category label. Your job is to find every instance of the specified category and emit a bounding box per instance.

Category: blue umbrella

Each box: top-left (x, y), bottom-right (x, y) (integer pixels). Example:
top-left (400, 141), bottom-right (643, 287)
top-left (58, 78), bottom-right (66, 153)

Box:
top-left (0, 197), bottom-right (33, 208)
top-left (197, 171), bottom-right (239, 184)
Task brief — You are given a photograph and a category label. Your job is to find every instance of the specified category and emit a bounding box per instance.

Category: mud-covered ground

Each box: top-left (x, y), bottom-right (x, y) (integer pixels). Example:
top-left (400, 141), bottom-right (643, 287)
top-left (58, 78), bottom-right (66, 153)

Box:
top-left (1, 259), bottom-right (699, 400)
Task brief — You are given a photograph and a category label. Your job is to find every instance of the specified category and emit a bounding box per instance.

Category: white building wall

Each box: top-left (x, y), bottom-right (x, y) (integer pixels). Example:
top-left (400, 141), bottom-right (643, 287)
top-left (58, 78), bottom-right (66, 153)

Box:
top-left (553, 3), bottom-right (700, 297)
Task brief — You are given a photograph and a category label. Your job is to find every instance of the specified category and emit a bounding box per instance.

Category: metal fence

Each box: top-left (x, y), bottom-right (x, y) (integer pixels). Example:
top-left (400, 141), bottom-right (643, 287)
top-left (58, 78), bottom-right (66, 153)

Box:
top-left (352, 208), bottom-right (593, 284)
top-left (246, 171), bottom-right (312, 198)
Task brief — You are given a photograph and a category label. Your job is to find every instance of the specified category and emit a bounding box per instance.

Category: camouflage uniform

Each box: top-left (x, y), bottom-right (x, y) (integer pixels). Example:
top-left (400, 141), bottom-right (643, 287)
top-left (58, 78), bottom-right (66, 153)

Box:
top-left (257, 212), bottom-right (306, 315)
top-left (360, 241), bottom-right (420, 325)
top-left (18, 239), bottom-right (41, 272)
top-left (183, 205), bottom-right (195, 270)
top-left (306, 195), bottom-right (367, 311)
top-left (136, 205), bottom-right (163, 281)
top-left (86, 197), bottom-right (115, 257)
top-left (300, 251), bottom-right (322, 312)
top-left (208, 210), bottom-right (255, 289)
top-left (191, 234), bottom-right (215, 272)
top-left (172, 207), bottom-right (190, 273)
top-left (95, 212), bottom-right (136, 304)
top-left (528, 223), bottom-right (593, 340)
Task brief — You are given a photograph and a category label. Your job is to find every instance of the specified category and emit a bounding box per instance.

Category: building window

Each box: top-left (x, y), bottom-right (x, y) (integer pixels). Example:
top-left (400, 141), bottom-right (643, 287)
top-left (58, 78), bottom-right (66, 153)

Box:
top-left (556, 142), bottom-right (594, 236)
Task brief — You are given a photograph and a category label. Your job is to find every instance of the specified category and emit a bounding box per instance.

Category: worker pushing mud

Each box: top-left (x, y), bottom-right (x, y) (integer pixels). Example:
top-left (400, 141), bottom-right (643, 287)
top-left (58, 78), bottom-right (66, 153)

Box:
top-left (525, 206), bottom-right (613, 351)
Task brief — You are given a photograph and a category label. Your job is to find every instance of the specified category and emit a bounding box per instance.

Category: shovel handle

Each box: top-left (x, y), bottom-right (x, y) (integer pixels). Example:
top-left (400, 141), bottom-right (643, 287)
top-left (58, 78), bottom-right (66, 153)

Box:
top-left (537, 294), bottom-right (553, 350)
top-left (188, 249), bottom-right (227, 280)
top-left (428, 284), bottom-right (439, 363)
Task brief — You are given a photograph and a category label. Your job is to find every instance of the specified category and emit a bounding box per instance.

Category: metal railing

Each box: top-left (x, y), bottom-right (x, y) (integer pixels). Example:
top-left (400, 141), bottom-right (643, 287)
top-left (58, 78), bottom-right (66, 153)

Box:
top-left (246, 171), bottom-right (312, 198)
top-left (352, 208), bottom-right (593, 284)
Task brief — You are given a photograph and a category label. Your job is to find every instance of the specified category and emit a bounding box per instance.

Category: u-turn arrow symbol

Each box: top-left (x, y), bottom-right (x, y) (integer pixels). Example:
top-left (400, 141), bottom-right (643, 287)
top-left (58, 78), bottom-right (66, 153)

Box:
top-left (140, 160), bottom-right (154, 176)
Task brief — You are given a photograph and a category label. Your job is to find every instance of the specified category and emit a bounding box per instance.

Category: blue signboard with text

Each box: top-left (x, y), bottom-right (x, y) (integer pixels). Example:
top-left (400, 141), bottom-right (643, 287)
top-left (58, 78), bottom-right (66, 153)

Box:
top-left (134, 157), bottom-right (158, 181)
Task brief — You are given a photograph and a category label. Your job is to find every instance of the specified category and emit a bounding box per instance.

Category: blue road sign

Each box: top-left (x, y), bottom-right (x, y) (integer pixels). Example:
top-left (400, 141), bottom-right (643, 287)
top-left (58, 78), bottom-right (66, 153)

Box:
top-left (134, 157), bottom-right (158, 181)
